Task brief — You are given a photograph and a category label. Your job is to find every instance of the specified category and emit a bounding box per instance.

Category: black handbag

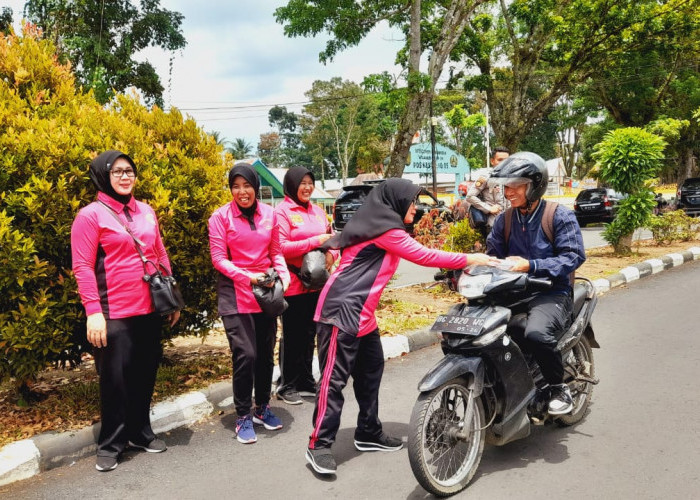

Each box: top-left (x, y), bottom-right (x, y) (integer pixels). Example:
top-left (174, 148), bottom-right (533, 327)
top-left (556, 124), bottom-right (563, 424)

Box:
top-left (252, 268), bottom-right (288, 317)
top-left (288, 249), bottom-right (330, 291)
top-left (99, 202), bottom-right (185, 316)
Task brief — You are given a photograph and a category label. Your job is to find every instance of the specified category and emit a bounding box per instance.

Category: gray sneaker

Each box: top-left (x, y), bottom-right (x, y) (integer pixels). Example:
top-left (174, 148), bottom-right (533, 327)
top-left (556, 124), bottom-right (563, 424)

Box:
top-left (128, 438), bottom-right (167, 453)
top-left (306, 448), bottom-right (337, 475)
top-left (354, 433), bottom-right (403, 452)
top-left (95, 455), bottom-right (118, 472)
top-left (277, 389), bottom-right (303, 405)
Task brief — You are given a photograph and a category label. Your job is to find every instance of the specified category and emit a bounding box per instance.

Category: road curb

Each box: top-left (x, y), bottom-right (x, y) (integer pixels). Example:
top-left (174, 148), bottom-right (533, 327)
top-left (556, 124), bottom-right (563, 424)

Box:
top-left (2, 245), bottom-right (700, 486)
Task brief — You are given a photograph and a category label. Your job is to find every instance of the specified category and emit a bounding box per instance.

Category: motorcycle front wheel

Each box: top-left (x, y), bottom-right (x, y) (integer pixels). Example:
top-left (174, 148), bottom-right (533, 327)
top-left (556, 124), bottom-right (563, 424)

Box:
top-left (408, 378), bottom-right (486, 497)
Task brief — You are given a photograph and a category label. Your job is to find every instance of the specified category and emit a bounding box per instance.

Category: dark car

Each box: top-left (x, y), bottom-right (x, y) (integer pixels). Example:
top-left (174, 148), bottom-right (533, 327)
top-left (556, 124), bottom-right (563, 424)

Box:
top-left (332, 182), bottom-right (451, 232)
top-left (573, 188), bottom-right (625, 227)
top-left (332, 184), bottom-right (374, 231)
top-left (676, 177), bottom-right (700, 216)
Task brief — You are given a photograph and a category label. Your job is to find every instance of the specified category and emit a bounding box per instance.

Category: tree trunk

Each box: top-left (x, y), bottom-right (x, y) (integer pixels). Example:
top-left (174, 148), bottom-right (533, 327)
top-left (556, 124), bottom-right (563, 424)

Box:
top-left (385, 0), bottom-right (487, 178)
top-left (386, 92), bottom-right (432, 177)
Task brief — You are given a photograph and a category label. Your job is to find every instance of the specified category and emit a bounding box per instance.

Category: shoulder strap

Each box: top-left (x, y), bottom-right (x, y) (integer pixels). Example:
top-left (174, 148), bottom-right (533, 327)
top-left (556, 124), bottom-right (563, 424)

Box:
top-left (504, 207), bottom-right (514, 247)
top-left (98, 201), bottom-right (156, 274)
top-left (541, 201), bottom-right (558, 244)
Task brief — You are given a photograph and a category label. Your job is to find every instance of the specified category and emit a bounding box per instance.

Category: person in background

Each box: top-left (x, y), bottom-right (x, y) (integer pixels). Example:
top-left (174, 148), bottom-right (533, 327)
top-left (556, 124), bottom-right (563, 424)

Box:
top-left (466, 146), bottom-right (511, 236)
top-left (208, 164), bottom-right (290, 444)
top-left (305, 178), bottom-right (494, 476)
top-left (71, 150), bottom-right (179, 472)
top-left (274, 166), bottom-right (338, 405)
top-left (451, 181), bottom-right (471, 221)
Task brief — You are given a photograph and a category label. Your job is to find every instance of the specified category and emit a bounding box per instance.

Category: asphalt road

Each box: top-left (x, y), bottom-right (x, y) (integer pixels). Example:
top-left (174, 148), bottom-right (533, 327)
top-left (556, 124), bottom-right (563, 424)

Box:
top-left (390, 226), bottom-right (653, 288)
top-left (4, 261), bottom-right (699, 499)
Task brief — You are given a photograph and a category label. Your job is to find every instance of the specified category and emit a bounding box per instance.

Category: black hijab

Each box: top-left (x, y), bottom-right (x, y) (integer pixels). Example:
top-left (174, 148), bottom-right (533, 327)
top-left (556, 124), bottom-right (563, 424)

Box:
top-left (336, 178), bottom-right (421, 248)
top-left (284, 166), bottom-right (315, 208)
top-left (228, 163), bottom-right (260, 217)
top-left (89, 150), bottom-right (137, 205)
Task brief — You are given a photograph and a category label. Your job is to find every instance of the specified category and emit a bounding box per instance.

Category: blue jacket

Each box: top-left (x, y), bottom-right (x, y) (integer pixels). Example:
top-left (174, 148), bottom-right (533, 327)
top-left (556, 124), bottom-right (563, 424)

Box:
top-left (486, 200), bottom-right (586, 292)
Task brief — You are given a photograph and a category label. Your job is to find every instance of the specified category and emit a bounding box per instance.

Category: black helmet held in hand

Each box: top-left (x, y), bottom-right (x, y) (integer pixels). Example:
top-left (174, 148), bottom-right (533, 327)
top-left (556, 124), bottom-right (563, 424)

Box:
top-left (489, 152), bottom-right (548, 203)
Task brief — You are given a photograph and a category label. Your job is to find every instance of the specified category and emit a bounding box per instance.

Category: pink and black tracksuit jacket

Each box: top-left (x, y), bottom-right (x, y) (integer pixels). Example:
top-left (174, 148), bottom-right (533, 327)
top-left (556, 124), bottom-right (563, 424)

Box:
top-left (71, 192), bottom-right (171, 319)
top-left (309, 229), bottom-right (468, 449)
top-left (208, 201), bottom-right (289, 315)
top-left (274, 196), bottom-right (337, 296)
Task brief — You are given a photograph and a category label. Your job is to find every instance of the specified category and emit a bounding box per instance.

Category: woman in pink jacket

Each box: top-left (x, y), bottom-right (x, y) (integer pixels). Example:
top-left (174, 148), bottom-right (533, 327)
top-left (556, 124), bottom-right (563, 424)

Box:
top-left (305, 178), bottom-right (493, 476)
top-left (274, 166), bottom-right (338, 405)
top-left (208, 164), bottom-right (290, 445)
top-left (71, 150), bottom-right (179, 472)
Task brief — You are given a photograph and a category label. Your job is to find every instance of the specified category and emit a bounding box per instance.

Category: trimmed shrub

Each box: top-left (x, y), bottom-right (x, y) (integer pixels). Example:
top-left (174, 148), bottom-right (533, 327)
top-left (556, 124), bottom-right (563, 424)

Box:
top-left (1, 27), bottom-right (230, 387)
top-left (441, 219), bottom-right (482, 253)
top-left (646, 210), bottom-right (698, 245)
top-left (593, 127), bottom-right (666, 254)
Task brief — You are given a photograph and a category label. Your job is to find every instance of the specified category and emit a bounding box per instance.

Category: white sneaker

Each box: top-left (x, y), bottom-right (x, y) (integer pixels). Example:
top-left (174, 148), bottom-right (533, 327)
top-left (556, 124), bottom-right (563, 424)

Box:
top-left (548, 384), bottom-right (573, 415)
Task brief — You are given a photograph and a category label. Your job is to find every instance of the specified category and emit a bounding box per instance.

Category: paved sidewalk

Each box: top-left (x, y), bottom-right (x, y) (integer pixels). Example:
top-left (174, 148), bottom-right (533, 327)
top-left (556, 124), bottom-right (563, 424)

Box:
top-left (2, 246), bottom-right (699, 486)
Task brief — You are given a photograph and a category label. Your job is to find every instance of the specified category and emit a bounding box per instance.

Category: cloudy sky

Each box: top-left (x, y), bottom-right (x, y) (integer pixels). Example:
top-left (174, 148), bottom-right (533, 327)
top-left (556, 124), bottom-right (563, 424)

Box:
top-left (4, 0), bottom-right (405, 147)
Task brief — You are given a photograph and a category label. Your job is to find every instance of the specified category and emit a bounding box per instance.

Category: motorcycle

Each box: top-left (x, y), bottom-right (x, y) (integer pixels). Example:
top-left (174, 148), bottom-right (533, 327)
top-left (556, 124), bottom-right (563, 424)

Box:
top-left (408, 264), bottom-right (600, 497)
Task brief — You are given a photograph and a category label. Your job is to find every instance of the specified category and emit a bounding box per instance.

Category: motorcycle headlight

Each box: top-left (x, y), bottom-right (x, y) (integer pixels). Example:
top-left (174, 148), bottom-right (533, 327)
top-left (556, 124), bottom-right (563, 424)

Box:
top-left (457, 272), bottom-right (491, 299)
top-left (472, 325), bottom-right (508, 347)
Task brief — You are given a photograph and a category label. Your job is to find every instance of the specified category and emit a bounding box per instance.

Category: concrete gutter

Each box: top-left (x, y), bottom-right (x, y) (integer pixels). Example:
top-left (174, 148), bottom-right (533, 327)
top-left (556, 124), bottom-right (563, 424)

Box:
top-left (2, 246), bottom-right (700, 487)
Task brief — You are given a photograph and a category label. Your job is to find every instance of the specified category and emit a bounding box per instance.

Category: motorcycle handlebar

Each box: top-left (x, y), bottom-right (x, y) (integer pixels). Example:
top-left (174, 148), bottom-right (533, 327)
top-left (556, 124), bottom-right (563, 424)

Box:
top-left (526, 277), bottom-right (553, 290)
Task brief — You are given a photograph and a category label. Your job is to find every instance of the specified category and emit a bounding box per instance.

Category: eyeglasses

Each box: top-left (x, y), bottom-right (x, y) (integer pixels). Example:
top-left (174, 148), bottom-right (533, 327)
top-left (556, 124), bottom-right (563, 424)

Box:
top-left (110, 168), bottom-right (135, 178)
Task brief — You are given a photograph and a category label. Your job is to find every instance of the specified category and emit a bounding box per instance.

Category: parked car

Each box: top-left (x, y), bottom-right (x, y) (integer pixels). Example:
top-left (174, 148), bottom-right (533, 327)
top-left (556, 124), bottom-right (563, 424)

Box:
top-left (676, 177), bottom-right (700, 216)
top-left (332, 181), bottom-right (451, 233)
top-left (573, 188), bottom-right (626, 227)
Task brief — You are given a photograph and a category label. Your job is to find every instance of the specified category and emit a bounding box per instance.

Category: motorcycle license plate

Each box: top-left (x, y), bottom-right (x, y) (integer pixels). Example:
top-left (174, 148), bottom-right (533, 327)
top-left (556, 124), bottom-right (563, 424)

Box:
top-left (431, 314), bottom-right (485, 335)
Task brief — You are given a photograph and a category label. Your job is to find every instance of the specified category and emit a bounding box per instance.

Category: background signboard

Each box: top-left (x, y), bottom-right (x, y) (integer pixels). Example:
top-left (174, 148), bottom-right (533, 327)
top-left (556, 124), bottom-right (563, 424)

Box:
top-left (404, 143), bottom-right (470, 181)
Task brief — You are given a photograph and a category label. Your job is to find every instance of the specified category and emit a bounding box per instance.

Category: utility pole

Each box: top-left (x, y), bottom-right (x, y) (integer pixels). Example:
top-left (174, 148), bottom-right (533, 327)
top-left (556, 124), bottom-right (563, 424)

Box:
top-left (430, 98), bottom-right (438, 197)
top-left (484, 100), bottom-right (490, 170)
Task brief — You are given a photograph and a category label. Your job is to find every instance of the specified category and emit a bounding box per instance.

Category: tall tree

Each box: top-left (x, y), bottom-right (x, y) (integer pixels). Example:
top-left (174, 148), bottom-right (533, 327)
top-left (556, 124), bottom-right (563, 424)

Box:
top-left (226, 138), bottom-right (254, 160)
top-left (452, 0), bottom-right (695, 152)
top-left (301, 78), bottom-right (374, 184)
top-left (23, 0), bottom-right (186, 106)
top-left (0, 7), bottom-right (12, 33)
top-left (276, 0), bottom-right (488, 178)
top-left (578, 0), bottom-right (700, 184)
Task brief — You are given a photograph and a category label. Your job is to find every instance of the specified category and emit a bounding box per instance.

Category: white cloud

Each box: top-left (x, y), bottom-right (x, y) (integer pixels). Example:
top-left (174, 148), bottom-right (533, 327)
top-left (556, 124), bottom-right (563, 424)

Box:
top-left (4, 0), bottom-right (405, 148)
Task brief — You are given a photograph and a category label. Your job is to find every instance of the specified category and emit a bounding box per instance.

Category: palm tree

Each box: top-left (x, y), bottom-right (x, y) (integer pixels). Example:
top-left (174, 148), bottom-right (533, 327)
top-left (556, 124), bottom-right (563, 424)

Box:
top-left (226, 138), bottom-right (254, 160)
top-left (208, 130), bottom-right (227, 146)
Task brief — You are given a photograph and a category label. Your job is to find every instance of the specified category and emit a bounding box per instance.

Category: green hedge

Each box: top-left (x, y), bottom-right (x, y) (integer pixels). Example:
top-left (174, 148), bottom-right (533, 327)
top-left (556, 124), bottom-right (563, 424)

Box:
top-left (0, 28), bottom-right (230, 385)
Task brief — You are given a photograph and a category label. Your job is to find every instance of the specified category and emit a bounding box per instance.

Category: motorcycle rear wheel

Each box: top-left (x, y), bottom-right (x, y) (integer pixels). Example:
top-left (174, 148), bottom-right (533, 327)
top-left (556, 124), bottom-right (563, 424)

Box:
top-left (408, 378), bottom-right (486, 497)
top-left (557, 334), bottom-right (595, 426)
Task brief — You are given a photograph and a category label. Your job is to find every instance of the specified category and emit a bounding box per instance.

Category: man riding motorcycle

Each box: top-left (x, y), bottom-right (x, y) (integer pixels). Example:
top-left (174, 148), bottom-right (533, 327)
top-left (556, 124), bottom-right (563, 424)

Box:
top-left (485, 152), bottom-right (586, 415)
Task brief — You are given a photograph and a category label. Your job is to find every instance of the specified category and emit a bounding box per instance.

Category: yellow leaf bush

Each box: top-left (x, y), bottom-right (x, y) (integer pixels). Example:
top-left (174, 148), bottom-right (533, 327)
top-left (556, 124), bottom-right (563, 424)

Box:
top-left (1, 27), bottom-right (231, 386)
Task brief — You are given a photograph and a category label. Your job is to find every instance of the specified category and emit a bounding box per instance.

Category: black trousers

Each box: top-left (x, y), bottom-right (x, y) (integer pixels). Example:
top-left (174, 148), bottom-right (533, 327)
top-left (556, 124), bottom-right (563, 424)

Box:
top-left (278, 292), bottom-right (319, 394)
top-left (93, 313), bottom-right (162, 458)
top-left (223, 313), bottom-right (277, 417)
top-left (511, 292), bottom-right (573, 385)
top-left (309, 324), bottom-right (384, 450)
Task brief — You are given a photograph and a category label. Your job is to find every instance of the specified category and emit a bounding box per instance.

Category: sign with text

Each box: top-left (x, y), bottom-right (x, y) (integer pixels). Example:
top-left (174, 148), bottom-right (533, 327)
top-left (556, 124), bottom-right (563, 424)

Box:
top-left (404, 143), bottom-right (470, 179)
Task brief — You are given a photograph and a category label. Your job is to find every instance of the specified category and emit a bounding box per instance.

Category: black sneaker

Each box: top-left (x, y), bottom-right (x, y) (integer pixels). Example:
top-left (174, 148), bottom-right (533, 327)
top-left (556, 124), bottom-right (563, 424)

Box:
top-left (306, 448), bottom-right (337, 475)
top-left (128, 438), bottom-right (167, 453)
top-left (298, 387), bottom-right (317, 398)
top-left (95, 455), bottom-right (118, 472)
top-left (277, 389), bottom-right (303, 405)
top-left (354, 433), bottom-right (403, 452)
top-left (548, 384), bottom-right (574, 415)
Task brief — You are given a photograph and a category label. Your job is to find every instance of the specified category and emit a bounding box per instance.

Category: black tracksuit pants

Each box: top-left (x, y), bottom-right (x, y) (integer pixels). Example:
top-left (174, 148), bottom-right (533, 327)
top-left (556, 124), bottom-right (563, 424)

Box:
top-left (511, 292), bottom-right (573, 385)
top-left (93, 313), bottom-right (162, 458)
top-left (223, 313), bottom-right (277, 417)
top-left (309, 324), bottom-right (384, 450)
top-left (277, 292), bottom-right (319, 394)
